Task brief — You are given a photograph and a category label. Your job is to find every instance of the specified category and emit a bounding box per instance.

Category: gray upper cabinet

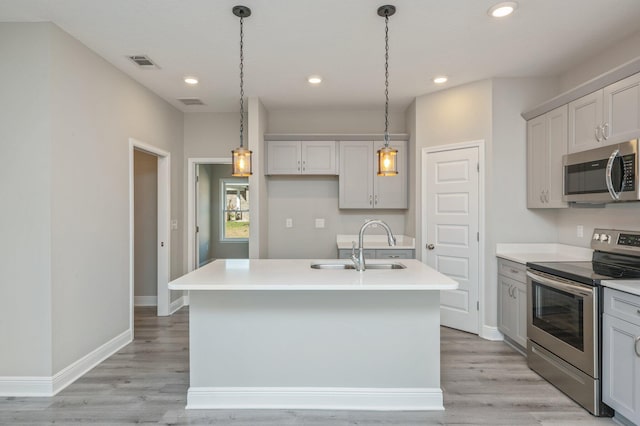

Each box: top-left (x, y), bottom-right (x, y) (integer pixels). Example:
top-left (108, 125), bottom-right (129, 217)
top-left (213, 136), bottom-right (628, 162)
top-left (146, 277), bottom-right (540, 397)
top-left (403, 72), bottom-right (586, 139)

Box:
top-left (338, 140), bottom-right (408, 209)
top-left (266, 140), bottom-right (337, 175)
top-left (527, 105), bottom-right (568, 208)
top-left (569, 73), bottom-right (640, 153)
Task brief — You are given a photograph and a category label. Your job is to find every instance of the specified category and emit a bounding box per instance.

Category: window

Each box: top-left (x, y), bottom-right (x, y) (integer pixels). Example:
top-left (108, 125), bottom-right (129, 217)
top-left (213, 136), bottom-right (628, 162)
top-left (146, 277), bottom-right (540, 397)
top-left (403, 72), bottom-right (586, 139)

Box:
top-left (221, 179), bottom-right (249, 241)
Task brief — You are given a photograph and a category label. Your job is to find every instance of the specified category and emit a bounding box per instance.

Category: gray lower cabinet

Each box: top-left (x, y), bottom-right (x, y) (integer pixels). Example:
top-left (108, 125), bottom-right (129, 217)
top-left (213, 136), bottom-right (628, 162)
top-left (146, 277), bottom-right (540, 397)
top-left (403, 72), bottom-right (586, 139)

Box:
top-left (497, 258), bottom-right (527, 350)
top-left (603, 287), bottom-right (640, 424)
top-left (338, 248), bottom-right (415, 260)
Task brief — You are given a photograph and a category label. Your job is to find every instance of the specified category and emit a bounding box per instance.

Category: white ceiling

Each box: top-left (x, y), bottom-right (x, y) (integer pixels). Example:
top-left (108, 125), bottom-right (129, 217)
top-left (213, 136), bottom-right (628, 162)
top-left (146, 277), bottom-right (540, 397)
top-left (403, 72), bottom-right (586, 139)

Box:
top-left (3, 0), bottom-right (640, 112)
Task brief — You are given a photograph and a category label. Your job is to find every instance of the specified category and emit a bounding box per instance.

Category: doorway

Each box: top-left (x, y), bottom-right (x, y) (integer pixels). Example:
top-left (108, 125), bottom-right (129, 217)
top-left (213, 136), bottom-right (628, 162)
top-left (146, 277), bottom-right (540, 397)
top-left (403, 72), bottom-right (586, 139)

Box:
top-left (188, 159), bottom-right (249, 271)
top-left (129, 138), bottom-right (171, 325)
top-left (422, 141), bottom-right (485, 335)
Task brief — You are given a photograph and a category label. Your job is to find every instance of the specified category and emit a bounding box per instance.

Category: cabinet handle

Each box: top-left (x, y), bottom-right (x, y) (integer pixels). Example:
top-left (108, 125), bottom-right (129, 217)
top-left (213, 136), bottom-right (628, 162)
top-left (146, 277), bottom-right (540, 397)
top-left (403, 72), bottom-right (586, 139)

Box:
top-left (635, 336), bottom-right (640, 357)
top-left (595, 125), bottom-right (602, 142)
top-left (369, 195), bottom-right (373, 206)
top-left (602, 122), bottom-right (609, 140)
top-left (388, 255), bottom-right (400, 258)
top-left (374, 194), bottom-right (378, 205)
top-left (545, 190), bottom-right (549, 203)
top-left (540, 192), bottom-right (544, 202)
top-left (510, 268), bottom-right (519, 274)
top-left (508, 286), bottom-right (513, 298)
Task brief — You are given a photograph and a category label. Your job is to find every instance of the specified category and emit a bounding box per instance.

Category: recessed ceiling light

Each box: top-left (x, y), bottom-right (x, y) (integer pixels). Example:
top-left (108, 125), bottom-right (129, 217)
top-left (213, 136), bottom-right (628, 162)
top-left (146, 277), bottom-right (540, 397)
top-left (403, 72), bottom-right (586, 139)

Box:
top-left (433, 76), bottom-right (448, 84)
top-left (308, 75), bottom-right (322, 85)
top-left (184, 77), bottom-right (199, 85)
top-left (488, 1), bottom-right (518, 18)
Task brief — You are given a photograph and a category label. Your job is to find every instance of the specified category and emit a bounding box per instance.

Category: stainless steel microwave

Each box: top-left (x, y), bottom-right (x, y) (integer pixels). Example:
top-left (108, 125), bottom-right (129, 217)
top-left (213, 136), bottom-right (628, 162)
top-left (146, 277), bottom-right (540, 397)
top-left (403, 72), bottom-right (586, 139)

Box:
top-left (563, 139), bottom-right (639, 203)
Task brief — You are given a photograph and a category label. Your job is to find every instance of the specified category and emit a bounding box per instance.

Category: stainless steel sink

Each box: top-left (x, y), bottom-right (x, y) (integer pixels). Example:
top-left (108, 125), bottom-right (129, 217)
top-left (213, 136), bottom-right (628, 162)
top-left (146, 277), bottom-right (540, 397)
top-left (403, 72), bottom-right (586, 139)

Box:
top-left (310, 263), bottom-right (406, 270)
top-left (365, 263), bottom-right (406, 269)
top-left (310, 263), bottom-right (356, 270)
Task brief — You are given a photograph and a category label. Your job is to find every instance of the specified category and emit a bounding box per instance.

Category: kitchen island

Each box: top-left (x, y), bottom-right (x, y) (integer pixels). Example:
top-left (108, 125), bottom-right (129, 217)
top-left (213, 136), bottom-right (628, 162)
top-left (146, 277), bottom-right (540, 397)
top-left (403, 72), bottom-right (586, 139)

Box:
top-left (169, 259), bottom-right (458, 411)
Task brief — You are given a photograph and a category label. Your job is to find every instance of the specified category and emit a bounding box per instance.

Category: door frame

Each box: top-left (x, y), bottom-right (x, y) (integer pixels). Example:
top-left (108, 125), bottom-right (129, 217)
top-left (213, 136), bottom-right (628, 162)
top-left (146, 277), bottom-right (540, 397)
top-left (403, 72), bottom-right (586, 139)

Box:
top-left (129, 138), bottom-right (171, 323)
top-left (422, 140), bottom-right (485, 336)
top-left (187, 157), bottom-right (231, 272)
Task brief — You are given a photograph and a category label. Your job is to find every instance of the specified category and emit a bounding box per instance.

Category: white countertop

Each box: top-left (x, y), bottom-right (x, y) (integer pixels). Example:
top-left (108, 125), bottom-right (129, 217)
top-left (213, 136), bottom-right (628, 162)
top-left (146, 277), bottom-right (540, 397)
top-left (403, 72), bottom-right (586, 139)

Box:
top-left (337, 234), bottom-right (415, 250)
top-left (496, 243), bottom-right (593, 265)
top-left (602, 280), bottom-right (640, 297)
top-left (169, 259), bottom-right (458, 291)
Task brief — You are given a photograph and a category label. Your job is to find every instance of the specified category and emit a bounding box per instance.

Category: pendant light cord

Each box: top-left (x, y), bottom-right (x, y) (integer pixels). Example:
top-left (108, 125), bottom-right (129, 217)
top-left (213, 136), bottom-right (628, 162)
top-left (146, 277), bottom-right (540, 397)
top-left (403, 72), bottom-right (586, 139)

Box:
top-left (239, 15), bottom-right (245, 148)
top-left (384, 13), bottom-right (390, 147)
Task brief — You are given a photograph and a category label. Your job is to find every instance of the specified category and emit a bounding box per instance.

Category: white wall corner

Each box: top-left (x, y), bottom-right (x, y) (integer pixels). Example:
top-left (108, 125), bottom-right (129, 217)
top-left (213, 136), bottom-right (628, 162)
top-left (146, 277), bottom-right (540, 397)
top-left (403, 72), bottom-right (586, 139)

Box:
top-left (134, 296), bottom-right (158, 306)
top-left (170, 295), bottom-right (187, 314)
top-left (52, 329), bottom-right (131, 395)
top-left (480, 325), bottom-right (504, 341)
top-left (0, 329), bottom-right (131, 397)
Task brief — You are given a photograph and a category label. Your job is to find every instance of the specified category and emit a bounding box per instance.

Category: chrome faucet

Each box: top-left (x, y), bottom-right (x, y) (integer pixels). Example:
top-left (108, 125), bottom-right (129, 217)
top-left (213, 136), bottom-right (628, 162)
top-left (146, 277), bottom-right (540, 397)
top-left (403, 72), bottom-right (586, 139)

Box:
top-left (350, 219), bottom-right (396, 271)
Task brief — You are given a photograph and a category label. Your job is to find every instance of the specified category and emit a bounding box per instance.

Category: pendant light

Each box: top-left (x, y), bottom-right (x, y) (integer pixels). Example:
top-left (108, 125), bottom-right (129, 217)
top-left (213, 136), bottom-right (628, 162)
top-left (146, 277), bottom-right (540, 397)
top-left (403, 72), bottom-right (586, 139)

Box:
top-left (377, 5), bottom-right (398, 177)
top-left (231, 5), bottom-right (252, 177)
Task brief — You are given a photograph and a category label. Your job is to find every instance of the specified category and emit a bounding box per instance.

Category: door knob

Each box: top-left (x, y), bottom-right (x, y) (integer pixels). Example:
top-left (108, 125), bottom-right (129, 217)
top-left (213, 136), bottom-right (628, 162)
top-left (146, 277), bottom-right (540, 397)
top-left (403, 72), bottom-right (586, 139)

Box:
top-left (427, 244), bottom-right (435, 250)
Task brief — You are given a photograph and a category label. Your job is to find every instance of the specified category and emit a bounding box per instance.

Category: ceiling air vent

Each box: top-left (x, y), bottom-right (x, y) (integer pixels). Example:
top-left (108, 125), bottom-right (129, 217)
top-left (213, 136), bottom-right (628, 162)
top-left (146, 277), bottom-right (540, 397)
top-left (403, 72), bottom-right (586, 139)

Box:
top-left (128, 55), bottom-right (159, 68)
top-left (178, 98), bottom-right (205, 106)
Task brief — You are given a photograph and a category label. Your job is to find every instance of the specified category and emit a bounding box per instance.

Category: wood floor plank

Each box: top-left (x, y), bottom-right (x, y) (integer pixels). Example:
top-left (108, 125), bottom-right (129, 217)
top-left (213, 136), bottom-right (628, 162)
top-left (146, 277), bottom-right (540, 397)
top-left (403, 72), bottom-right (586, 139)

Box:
top-left (0, 307), bottom-right (616, 425)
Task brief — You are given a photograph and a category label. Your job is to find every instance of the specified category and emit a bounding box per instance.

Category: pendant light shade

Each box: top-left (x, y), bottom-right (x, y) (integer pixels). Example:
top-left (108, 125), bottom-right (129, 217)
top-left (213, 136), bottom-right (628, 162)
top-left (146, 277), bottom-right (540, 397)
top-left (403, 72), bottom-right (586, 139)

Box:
top-left (377, 145), bottom-right (398, 176)
top-left (376, 5), bottom-right (398, 177)
top-left (232, 146), bottom-right (252, 176)
top-left (231, 5), bottom-right (252, 177)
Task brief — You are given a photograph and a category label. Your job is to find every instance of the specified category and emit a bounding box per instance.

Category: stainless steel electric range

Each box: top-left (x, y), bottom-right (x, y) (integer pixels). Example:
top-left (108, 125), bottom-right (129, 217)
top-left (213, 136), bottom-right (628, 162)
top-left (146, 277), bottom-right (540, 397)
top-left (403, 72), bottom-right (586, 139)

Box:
top-left (526, 228), bottom-right (640, 416)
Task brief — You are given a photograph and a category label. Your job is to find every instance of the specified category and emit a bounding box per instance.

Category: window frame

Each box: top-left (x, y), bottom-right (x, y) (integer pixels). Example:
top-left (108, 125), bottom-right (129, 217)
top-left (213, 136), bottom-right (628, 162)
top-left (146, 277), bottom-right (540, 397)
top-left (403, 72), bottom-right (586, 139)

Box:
top-left (220, 178), bottom-right (250, 242)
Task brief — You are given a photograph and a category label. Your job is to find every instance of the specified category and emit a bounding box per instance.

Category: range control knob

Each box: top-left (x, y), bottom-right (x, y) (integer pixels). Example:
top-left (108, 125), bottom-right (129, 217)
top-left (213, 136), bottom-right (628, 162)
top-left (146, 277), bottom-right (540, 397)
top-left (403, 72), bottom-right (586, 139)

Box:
top-left (593, 233), bottom-right (600, 241)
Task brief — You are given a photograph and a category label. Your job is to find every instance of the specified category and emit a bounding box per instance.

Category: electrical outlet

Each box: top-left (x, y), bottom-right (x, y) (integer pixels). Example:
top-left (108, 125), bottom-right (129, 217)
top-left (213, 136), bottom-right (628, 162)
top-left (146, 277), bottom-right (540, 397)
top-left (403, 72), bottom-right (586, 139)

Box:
top-left (286, 218), bottom-right (293, 228)
top-left (171, 220), bottom-right (178, 230)
top-left (577, 225), bottom-right (584, 238)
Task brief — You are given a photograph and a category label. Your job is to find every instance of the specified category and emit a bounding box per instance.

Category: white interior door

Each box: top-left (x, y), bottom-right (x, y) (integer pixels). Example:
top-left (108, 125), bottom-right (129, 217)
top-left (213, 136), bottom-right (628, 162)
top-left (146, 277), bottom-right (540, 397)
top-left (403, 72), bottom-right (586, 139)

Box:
top-left (424, 146), bottom-right (480, 334)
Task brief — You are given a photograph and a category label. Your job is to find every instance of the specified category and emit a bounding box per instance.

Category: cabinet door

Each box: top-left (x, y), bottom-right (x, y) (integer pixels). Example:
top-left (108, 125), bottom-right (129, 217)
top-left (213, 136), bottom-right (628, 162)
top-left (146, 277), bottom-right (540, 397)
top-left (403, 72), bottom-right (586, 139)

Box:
top-left (568, 90), bottom-right (603, 153)
top-left (513, 281), bottom-right (528, 348)
top-left (339, 141), bottom-right (374, 208)
top-left (603, 72), bottom-right (640, 145)
top-left (527, 115), bottom-right (547, 208)
top-left (302, 141), bottom-right (337, 175)
top-left (374, 140), bottom-right (408, 209)
top-left (546, 105), bottom-right (568, 208)
top-left (603, 313), bottom-right (640, 424)
top-left (498, 275), bottom-right (517, 339)
top-left (266, 141), bottom-right (301, 175)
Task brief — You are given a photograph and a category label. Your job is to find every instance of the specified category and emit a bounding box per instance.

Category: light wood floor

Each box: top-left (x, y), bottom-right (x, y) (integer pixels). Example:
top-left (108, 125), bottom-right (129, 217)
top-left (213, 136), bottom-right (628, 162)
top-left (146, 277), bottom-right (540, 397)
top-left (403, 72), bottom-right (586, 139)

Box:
top-left (0, 307), bottom-right (617, 425)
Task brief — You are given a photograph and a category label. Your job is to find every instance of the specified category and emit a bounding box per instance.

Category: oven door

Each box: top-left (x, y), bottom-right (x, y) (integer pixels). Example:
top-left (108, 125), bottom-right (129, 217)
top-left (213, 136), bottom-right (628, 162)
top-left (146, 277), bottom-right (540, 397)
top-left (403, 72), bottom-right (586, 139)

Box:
top-left (526, 270), bottom-right (598, 377)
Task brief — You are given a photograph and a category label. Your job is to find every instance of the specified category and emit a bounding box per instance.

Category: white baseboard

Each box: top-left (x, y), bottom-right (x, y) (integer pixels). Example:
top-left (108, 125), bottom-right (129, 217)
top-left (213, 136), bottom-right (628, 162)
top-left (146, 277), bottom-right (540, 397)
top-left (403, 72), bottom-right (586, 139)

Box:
top-left (0, 329), bottom-right (132, 397)
top-left (0, 377), bottom-right (53, 397)
top-left (183, 294), bottom-right (189, 306)
top-left (186, 387), bottom-right (444, 411)
top-left (170, 295), bottom-right (186, 314)
top-left (134, 296), bottom-right (157, 306)
top-left (480, 325), bottom-right (504, 341)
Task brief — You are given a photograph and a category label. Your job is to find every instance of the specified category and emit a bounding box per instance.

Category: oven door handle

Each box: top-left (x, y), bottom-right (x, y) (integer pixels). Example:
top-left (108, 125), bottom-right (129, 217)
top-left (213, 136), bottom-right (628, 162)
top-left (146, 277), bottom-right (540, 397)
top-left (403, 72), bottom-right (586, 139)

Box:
top-left (526, 271), bottom-right (593, 297)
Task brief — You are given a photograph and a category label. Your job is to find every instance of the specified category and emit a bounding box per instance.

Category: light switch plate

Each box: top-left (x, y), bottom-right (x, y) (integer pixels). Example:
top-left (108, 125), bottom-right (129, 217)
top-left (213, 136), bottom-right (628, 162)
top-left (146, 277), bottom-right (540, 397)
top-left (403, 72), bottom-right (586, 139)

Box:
top-left (315, 218), bottom-right (325, 229)
top-left (171, 220), bottom-right (178, 230)
top-left (577, 225), bottom-right (584, 238)
top-left (286, 218), bottom-right (293, 228)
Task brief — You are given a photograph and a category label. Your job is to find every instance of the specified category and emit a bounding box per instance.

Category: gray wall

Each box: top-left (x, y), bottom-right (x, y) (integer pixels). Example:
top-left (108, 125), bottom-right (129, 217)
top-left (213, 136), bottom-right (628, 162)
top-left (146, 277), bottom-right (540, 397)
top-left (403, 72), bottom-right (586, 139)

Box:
top-left (265, 109), bottom-right (408, 259)
top-left (0, 23), bottom-right (53, 377)
top-left (0, 22), bottom-right (185, 379)
top-left (406, 77), bottom-right (562, 332)
top-left (134, 150), bottom-right (158, 298)
top-left (559, 29), bottom-right (640, 93)
top-left (49, 23), bottom-right (184, 373)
